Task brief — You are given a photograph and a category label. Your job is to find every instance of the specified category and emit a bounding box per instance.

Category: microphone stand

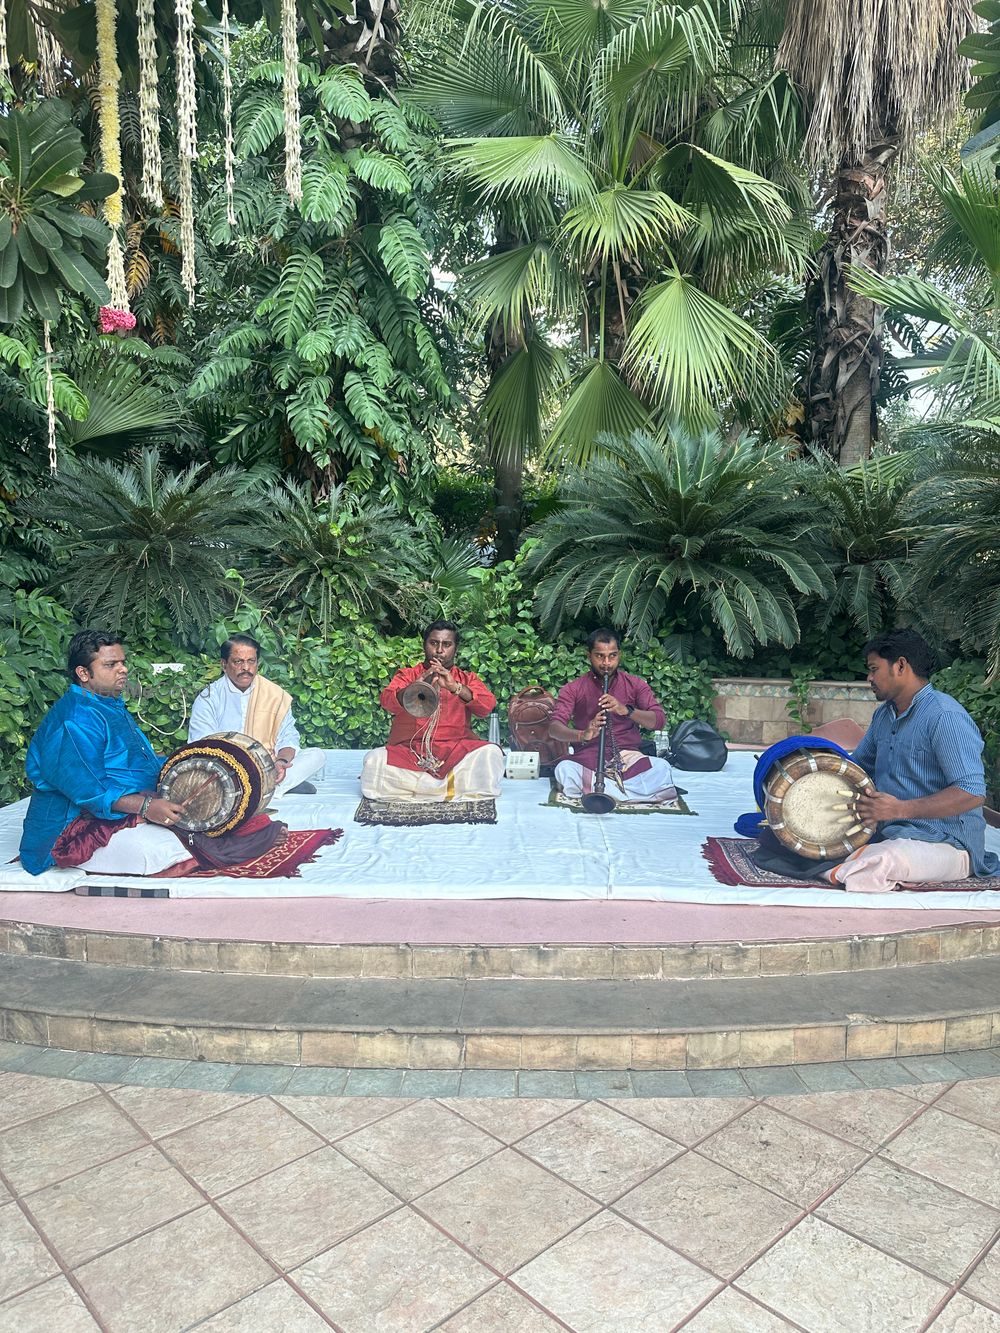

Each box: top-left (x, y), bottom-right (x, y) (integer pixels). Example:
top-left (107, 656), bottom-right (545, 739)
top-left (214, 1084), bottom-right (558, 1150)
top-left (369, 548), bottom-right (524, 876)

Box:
top-left (581, 672), bottom-right (616, 814)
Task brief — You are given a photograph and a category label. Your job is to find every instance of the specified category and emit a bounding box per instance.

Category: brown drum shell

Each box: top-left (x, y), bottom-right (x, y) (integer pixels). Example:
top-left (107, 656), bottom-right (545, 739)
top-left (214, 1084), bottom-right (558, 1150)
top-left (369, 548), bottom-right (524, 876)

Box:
top-left (763, 748), bottom-right (877, 861)
top-left (157, 731), bottom-right (277, 836)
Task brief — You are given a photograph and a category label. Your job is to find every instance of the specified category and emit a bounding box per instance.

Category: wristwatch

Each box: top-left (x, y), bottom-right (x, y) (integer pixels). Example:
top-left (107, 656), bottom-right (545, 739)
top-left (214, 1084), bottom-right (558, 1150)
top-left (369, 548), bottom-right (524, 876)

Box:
top-left (625, 704), bottom-right (636, 717)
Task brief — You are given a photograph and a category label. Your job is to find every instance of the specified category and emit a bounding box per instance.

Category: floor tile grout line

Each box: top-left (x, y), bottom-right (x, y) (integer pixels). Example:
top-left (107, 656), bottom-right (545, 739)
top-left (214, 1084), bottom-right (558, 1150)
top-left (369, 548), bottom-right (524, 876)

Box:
top-left (0, 1077), bottom-right (106, 1134)
top-left (437, 1092), bottom-right (586, 1149)
top-left (89, 1086), bottom-right (346, 1333)
top-left (915, 1225), bottom-right (1000, 1332)
top-left (681, 1089), bottom-right (1000, 1308)
top-left (0, 1158), bottom-right (114, 1332)
top-left (427, 1276), bottom-right (579, 1333)
top-left (669, 1279), bottom-right (812, 1333)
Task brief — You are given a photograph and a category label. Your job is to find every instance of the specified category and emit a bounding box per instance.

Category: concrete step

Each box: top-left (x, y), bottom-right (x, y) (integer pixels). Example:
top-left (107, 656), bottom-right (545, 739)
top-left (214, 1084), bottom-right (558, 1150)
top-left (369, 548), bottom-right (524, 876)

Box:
top-left (3, 917), bottom-right (999, 980)
top-left (1, 952), bottom-right (998, 1071)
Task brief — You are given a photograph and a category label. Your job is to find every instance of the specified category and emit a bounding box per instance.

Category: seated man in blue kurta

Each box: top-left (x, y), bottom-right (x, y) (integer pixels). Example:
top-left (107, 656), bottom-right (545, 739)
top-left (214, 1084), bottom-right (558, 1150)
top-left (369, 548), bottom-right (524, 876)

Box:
top-left (19, 630), bottom-right (190, 877)
top-left (823, 627), bottom-right (999, 893)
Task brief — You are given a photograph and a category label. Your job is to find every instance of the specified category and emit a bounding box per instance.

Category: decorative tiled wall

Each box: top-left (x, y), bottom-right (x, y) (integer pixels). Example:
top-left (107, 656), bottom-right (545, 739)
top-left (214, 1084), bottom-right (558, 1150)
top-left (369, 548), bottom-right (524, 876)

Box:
top-left (712, 677), bottom-right (876, 745)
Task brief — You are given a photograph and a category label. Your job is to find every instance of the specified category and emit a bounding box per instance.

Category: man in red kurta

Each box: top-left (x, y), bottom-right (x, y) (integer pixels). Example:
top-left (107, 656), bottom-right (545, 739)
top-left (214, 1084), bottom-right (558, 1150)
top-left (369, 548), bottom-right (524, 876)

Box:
top-left (361, 621), bottom-right (504, 802)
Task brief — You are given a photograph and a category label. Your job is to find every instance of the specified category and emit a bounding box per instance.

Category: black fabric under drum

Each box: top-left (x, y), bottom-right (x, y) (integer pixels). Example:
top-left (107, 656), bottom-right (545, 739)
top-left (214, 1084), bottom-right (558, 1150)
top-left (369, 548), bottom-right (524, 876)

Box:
top-left (748, 827), bottom-right (840, 881)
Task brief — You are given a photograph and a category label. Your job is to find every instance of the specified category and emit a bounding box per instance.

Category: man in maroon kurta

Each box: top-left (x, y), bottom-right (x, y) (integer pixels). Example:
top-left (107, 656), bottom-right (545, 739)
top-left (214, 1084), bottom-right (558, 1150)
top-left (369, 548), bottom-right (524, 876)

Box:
top-left (548, 628), bottom-right (675, 803)
top-left (361, 621), bottom-right (504, 801)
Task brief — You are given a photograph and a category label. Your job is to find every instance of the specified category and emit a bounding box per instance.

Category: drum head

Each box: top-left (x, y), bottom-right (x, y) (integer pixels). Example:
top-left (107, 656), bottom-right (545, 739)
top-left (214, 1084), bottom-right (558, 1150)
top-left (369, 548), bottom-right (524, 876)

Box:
top-left (763, 748), bottom-right (876, 860)
top-left (158, 731), bottom-right (276, 835)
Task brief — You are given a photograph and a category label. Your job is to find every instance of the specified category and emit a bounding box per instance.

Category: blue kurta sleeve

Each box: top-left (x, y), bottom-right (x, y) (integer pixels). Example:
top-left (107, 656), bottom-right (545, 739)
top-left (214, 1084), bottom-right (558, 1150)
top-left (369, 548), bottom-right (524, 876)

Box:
top-left (930, 708), bottom-right (987, 797)
top-left (39, 715), bottom-right (137, 820)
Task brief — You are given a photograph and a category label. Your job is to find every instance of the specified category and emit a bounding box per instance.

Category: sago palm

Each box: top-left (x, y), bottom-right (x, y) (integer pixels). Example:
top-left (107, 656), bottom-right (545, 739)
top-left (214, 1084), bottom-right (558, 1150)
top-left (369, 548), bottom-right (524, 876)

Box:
top-left (798, 452), bottom-right (918, 638)
top-left (904, 441), bottom-right (1000, 679)
top-left (247, 480), bottom-right (422, 636)
top-left (30, 449), bottom-right (260, 643)
top-left (527, 428), bottom-right (832, 655)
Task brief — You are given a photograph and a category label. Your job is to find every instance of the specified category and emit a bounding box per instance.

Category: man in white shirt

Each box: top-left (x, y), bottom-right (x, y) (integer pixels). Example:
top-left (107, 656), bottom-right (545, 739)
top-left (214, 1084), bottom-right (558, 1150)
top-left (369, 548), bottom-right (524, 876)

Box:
top-left (188, 634), bottom-right (325, 799)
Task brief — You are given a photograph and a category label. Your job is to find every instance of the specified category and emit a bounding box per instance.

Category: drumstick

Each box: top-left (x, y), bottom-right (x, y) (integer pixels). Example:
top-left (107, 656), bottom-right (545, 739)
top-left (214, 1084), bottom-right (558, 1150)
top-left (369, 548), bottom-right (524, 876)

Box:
top-left (175, 772), bottom-right (218, 811)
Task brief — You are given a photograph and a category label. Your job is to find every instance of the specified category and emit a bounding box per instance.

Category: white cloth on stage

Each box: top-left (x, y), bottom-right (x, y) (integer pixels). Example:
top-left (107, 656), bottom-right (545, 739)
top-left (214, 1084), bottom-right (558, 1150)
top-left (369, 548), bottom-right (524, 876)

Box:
top-left (824, 838), bottom-right (970, 894)
top-left (555, 754), bottom-right (676, 804)
top-left (361, 744), bottom-right (504, 802)
top-left (75, 823), bottom-right (190, 875)
top-left (273, 747), bottom-right (327, 799)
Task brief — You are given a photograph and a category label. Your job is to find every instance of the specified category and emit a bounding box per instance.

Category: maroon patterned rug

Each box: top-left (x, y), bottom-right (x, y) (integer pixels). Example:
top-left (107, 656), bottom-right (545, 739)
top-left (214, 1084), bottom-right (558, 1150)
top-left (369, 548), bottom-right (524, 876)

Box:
top-left (188, 827), bottom-right (343, 878)
top-left (703, 837), bottom-right (1000, 892)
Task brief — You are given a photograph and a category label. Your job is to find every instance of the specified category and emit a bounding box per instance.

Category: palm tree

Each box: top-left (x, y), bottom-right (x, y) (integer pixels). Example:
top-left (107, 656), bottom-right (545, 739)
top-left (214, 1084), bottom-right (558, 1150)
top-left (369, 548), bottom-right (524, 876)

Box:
top-left (527, 428), bottom-right (832, 655)
top-left (409, 0), bottom-right (811, 557)
top-left (30, 449), bottom-right (259, 643)
top-left (777, 0), bottom-right (974, 465)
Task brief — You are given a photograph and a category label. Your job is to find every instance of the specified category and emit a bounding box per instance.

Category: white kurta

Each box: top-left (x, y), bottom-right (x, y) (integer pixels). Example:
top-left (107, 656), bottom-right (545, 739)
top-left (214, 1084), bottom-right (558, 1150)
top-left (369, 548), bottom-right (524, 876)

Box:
top-left (187, 675), bottom-right (325, 797)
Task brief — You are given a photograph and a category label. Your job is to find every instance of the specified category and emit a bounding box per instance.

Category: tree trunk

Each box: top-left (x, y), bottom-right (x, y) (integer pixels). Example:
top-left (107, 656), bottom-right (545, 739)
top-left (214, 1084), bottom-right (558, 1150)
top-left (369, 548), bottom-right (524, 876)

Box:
top-left (487, 313), bottom-right (523, 565)
top-left (804, 138), bottom-right (899, 466)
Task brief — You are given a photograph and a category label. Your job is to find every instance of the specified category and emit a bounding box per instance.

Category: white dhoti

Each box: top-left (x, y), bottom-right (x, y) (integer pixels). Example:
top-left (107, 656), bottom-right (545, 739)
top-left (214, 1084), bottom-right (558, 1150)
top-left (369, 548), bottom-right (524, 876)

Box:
top-left (361, 745), bottom-right (504, 802)
top-left (555, 754), bottom-right (676, 804)
top-left (76, 824), bottom-right (190, 876)
top-left (273, 746), bottom-right (327, 799)
top-left (824, 838), bottom-right (970, 894)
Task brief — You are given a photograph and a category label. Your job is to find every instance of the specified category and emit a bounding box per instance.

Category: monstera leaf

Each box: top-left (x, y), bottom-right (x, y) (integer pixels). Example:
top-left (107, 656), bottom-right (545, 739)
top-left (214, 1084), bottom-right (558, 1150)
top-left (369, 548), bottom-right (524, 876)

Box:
top-left (0, 99), bottom-right (116, 324)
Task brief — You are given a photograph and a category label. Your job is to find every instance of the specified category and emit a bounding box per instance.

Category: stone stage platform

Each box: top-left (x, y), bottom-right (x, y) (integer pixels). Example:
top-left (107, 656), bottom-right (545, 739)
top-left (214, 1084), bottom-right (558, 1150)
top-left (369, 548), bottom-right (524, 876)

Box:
top-left (3, 750), bottom-right (1000, 1071)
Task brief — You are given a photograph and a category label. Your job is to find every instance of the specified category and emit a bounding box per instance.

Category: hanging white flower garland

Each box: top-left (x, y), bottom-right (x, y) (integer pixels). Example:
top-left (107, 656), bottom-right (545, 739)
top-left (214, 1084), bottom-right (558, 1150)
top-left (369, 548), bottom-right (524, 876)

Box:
top-left (175, 0), bottom-right (198, 304)
top-left (0, 1), bottom-right (9, 82)
top-left (31, 8), bottom-right (62, 96)
top-left (137, 0), bottom-right (162, 208)
top-left (221, 0), bottom-right (236, 226)
top-left (281, 0), bottom-right (303, 206)
top-left (43, 321), bottom-right (57, 474)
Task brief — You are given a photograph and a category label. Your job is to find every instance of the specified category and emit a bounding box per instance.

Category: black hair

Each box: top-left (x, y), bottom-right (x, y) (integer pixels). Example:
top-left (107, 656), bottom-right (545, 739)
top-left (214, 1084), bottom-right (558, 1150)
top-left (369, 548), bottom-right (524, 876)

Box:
top-left (423, 619), bottom-right (460, 647)
top-left (67, 629), bottom-right (123, 683)
top-left (862, 627), bottom-right (935, 679)
top-left (220, 633), bottom-right (261, 662)
top-left (586, 627), bottom-right (620, 652)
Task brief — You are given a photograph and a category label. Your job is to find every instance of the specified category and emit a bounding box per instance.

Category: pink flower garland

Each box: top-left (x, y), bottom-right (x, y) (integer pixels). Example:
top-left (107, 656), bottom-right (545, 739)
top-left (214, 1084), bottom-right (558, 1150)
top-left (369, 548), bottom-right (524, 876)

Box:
top-left (99, 306), bottom-right (137, 334)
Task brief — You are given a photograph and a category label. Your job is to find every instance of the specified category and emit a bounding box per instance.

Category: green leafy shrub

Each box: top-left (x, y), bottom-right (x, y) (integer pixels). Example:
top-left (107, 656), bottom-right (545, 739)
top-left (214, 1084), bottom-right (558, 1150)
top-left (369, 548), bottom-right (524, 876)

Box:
top-left (0, 581), bottom-right (73, 805)
top-left (933, 659), bottom-right (1000, 806)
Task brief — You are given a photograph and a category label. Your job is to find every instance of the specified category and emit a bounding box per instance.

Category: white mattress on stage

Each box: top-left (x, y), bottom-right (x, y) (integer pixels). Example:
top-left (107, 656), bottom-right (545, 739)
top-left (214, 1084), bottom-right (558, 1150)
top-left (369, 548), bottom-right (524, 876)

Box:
top-left (3, 749), bottom-right (1000, 909)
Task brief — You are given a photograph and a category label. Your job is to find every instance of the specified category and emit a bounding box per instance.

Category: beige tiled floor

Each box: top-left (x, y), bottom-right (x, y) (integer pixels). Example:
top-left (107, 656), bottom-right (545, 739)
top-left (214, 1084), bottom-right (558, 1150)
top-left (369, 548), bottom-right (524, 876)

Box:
top-left (0, 1071), bottom-right (998, 1332)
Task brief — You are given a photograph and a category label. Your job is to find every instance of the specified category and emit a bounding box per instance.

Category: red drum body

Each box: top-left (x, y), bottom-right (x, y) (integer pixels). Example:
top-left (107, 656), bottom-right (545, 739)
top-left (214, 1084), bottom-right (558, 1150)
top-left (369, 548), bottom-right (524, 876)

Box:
top-left (157, 731), bottom-right (276, 836)
top-left (762, 748), bottom-right (877, 860)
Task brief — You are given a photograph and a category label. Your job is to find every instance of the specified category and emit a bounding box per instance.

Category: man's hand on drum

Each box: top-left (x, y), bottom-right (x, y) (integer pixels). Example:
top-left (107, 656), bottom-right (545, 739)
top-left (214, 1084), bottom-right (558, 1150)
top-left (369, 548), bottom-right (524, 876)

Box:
top-left (855, 789), bottom-right (906, 823)
top-left (273, 748), bottom-right (295, 783)
top-left (145, 797), bottom-right (186, 828)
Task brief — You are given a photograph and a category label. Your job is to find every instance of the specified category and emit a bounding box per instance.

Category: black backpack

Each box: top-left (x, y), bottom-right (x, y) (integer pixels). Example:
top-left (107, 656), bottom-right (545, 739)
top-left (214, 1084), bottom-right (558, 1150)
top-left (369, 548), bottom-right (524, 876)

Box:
top-left (665, 719), bottom-right (728, 771)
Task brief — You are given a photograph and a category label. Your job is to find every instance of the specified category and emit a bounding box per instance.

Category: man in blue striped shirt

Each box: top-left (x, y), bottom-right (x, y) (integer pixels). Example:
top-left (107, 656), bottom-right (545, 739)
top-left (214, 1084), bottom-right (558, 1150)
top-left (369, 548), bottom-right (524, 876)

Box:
top-left (825, 628), bottom-right (999, 893)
